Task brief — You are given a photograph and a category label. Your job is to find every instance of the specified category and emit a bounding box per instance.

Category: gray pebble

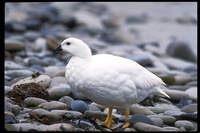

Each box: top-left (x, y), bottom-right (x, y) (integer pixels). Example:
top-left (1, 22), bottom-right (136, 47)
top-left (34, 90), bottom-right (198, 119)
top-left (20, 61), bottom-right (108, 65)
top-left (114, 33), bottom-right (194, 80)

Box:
top-left (130, 104), bottom-right (155, 115)
top-left (88, 104), bottom-right (102, 112)
top-left (24, 97), bottom-right (48, 107)
top-left (24, 57), bottom-right (49, 66)
top-left (70, 100), bottom-right (89, 114)
top-left (42, 123), bottom-right (75, 131)
top-left (134, 122), bottom-right (168, 131)
top-left (11, 105), bottom-right (21, 116)
top-left (38, 101), bottom-right (67, 111)
top-left (181, 103), bottom-right (197, 113)
top-left (23, 30), bottom-right (41, 41)
top-left (146, 103), bottom-right (179, 114)
top-left (70, 89), bottom-right (89, 100)
top-left (5, 70), bottom-right (33, 80)
top-left (49, 76), bottom-right (68, 86)
top-left (5, 39), bottom-right (26, 52)
top-left (50, 110), bottom-right (82, 119)
top-left (58, 96), bottom-right (74, 106)
top-left (148, 115), bottom-right (176, 126)
top-left (11, 74), bottom-right (51, 88)
top-left (162, 89), bottom-right (189, 102)
top-left (150, 117), bottom-right (163, 127)
top-left (5, 61), bottom-right (25, 70)
top-left (166, 41), bottom-right (196, 62)
top-left (175, 120), bottom-right (195, 131)
top-left (12, 123), bottom-right (48, 131)
top-left (32, 108), bottom-right (62, 122)
top-left (185, 87), bottom-right (197, 101)
top-left (48, 84), bottom-right (71, 100)
top-left (163, 110), bottom-right (186, 117)
top-left (130, 114), bottom-right (155, 125)
top-left (163, 126), bottom-right (180, 131)
top-left (44, 66), bottom-right (66, 77)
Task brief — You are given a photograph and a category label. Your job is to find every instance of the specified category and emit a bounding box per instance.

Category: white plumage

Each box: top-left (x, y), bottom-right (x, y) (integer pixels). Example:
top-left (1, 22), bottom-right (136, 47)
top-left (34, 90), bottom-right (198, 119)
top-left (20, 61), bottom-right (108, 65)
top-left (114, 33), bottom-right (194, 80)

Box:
top-left (54, 37), bottom-right (169, 128)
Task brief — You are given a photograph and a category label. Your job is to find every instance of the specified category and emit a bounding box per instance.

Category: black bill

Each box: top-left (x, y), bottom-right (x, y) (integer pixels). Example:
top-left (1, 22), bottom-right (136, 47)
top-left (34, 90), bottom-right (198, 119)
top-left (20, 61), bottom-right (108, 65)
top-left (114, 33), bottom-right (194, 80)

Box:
top-left (54, 44), bottom-right (63, 51)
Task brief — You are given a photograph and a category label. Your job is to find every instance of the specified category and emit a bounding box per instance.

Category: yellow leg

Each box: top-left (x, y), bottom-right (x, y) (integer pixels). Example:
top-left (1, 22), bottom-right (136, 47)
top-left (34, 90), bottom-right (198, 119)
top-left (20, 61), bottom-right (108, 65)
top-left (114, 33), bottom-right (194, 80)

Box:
top-left (101, 106), bottom-right (114, 128)
top-left (122, 109), bottom-right (130, 128)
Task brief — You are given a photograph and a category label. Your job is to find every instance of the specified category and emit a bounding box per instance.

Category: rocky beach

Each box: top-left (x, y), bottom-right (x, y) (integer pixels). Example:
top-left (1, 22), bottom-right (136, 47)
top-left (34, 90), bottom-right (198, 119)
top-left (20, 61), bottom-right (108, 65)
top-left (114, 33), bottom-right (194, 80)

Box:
top-left (5, 2), bottom-right (197, 131)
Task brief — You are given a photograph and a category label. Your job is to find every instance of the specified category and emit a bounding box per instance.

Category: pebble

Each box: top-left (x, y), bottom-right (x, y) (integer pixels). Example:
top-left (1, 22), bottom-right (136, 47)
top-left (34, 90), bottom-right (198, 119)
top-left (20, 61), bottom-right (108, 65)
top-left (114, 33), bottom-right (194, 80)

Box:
top-left (163, 110), bottom-right (186, 119)
top-left (11, 105), bottom-right (21, 116)
top-left (50, 110), bottom-right (82, 119)
top-left (166, 41), bottom-right (196, 62)
top-left (5, 70), bottom-right (33, 80)
top-left (163, 126), bottom-right (180, 131)
top-left (23, 97), bottom-right (48, 107)
top-left (70, 100), bottom-right (89, 114)
top-left (180, 113), bottom-right (197, 122)
top-left (48, 84), bottom-right (71, 100)
top-left (148, 115), bottom-right (176, 126)
top-left (44, 66), bottom-right (66, 77)
top-left (42, 123), bottom-right (75, 131)
top-left (185, 87), bottom-right (197, 101)
top-left (11, 74), bottom-right (51, 88)
top-left (58, 96), bottom-right (74, 106)
top-left (174, 120), bottom-right (195, 131)
top-left (30, 64), bottom-right (45, 72)
top-left (150, 117), bottom-right (163, 127)
top-left (129, 114), bottom-right (155, 125)
top-left (130, 104), bottom-right (155, 115)
top-left (32, 108), bottom-right (62, 122)
top-left (180, 104), bottom-right (197, 113)
top-left (5, 61), bottom-right (25, 70)
top-left (38, 101), bottom-right (67, 111)
top-left (5, 39), bottom-right (26, 52)
top-left (162, 89), bottom-right (189, 102)
top-left (133, 122), bottom-right (168, 131)
top-left (12, 123), bottom-right (48, 131)
top-left (146, 103), bottom-right (179, 114)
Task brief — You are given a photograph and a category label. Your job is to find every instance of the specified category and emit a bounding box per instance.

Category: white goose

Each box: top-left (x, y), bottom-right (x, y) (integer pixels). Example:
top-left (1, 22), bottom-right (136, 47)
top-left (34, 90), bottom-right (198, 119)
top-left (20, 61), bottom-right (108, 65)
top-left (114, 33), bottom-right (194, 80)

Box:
top-left (54, 37), bottom-right (169, 128)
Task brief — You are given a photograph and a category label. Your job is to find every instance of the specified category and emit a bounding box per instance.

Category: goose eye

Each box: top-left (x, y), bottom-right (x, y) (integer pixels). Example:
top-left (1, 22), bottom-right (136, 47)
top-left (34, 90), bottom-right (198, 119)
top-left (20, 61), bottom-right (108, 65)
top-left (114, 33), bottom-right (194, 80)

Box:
top-left (66, 42), bottom-right (71, 45)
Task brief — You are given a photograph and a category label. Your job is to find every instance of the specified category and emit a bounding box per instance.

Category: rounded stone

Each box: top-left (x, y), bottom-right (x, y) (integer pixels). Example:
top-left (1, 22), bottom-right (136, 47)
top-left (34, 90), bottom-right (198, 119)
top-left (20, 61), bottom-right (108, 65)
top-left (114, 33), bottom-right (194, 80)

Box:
top-left (24, 97), bottom-right (48, 107)
top-left (30, 64), bottom-right (45, 72)
top-left (38, 101), bottom-right (67, 111)
top-left (11, 74), bottom-right (51, 88)
top-left (5, 70), bottom-right (33, 80)
top-left (32, 108), bottom-right (62, 122)
top-left (43, 123), bottom-right (75, 131)
top-left (181, 104), bottom-right (197, 113)
top-left (5, 39), bottom-right (26, 52)
top-left (50, 110), bottom-right (82, 119)
top-left (130, 114), bottom-right (155, 125)
top-left (130, 104), bottom-right (155, 115)
top-left (44, 66), bottom-right (66, 77)
top-left (58, 96), bottom-right (74, 106)
top-left (175, 120), bottom-right (195, 131)
top-left (11, 105), bottom-right (21, 116)
top-left (12, 123), bottom-right (48, 131)
top-left (5, 61), bottom-right (25, 70)
top-left (148, 115), bottom-right (176, 126)
top-left (70, 100), bottom-right (89, 114)
top-left (133, 122), bottom-right (168, 131)
top-left (150, 117), bottom-right (163, 127)
top-left (48, 84), bottom-right (71, 100)
top-left (185, 87), bottom-right (197, 101)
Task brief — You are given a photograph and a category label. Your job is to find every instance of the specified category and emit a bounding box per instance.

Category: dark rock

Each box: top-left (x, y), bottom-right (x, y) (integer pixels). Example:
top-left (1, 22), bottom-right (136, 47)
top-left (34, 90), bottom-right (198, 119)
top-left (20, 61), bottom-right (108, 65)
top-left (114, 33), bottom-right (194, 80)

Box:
top-left (5, 117), bottom-right (17, 124)
top-left (22, 19), bottom-right (41, 30)
top-left (180, 113), bottom-right (197, 122)
top-left (166, 41), bottom-right (196, 62)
